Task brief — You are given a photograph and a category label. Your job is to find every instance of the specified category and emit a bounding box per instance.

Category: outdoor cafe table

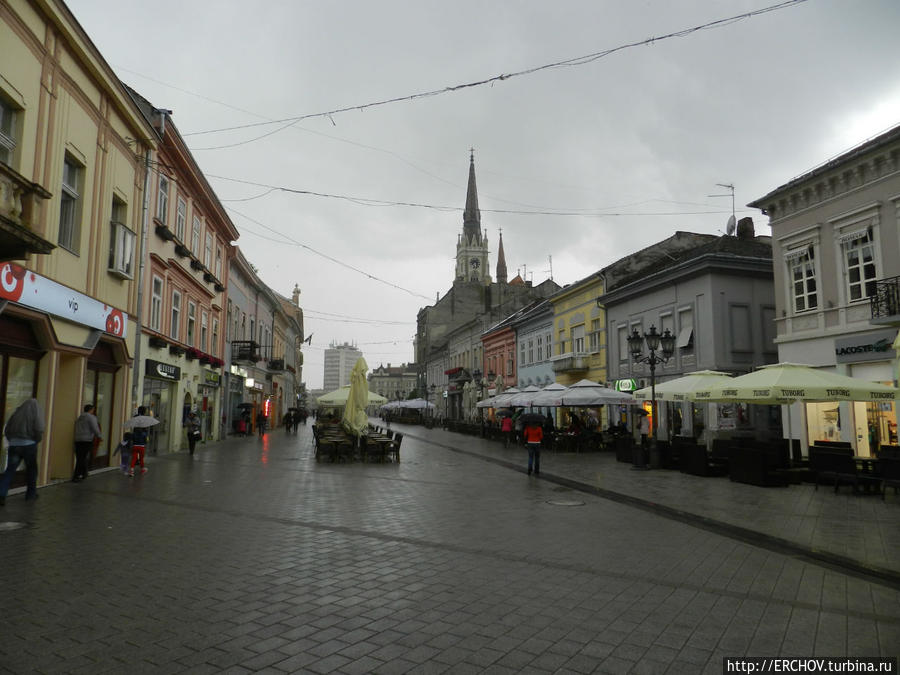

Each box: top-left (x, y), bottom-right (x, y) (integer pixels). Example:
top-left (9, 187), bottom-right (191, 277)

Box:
top-left (365, 433), bottom-right (394, 462)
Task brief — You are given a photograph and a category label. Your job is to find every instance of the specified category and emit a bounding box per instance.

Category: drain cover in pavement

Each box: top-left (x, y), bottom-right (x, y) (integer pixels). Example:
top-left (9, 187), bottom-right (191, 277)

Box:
top-left (546, 499), bottom-right (585, 507)
top-left (0, 521), bottom-right (27, 532)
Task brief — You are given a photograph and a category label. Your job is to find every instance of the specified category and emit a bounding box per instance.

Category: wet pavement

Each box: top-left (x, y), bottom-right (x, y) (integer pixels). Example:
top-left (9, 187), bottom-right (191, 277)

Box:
top-left (1, 421), bottom-right (898, 674)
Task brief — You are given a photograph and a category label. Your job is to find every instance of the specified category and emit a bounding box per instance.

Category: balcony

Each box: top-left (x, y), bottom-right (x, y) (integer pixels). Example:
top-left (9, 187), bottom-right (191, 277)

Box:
top-left (0, 162), bottom-right (54, 262)
top-left (871, 276), bottom-right (900, 325)
top-left (231, 340), bottom-right (260, 362)
top-left (551, 353), bottom-right (589, 374)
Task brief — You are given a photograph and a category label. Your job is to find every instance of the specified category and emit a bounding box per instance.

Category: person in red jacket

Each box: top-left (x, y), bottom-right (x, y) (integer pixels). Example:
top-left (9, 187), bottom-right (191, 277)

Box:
top-left (522, 421), bottom-right (544, 475)
top-left (500, 415), bottom-right (514, 448)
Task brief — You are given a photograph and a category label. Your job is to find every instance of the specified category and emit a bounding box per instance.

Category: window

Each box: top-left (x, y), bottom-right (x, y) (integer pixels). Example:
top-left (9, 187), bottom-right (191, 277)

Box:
top-left (157, 175), bottom-right (169, 225)
top-left (618, 325), bottom-right (629, 361)
top-left (170, 290), bottom-right (181, 340)
top-left (843, 231), bottom-right (877, 302)
top-left (175, 197), bottom-right (186, 241)
top-left (787, 247), bottom-right (817, 312)
top-left (545, 333), bottom-right (552, 360)
top-left (212, 318), bottom-right (219, 357)
top-left (0, 97), bottom-right (17, 165)
top-left (520, 342), bottom-right (526, 367)
top-left (215, 246), bottom-right (223, 280)
top-left (558, 330), bottom-right (566, 355)
top-left (191, 216), bottom-right (201, 254)
top-left (527, 339), bottom-right (534, 364)
top-left (187, 301), bottom-right (196, 347)
top-left (249, 318), bottom-right (254, 345)
top-left (240, 313), bottom-right (246, 339)
top-left (536, 335), bottom-right (542, 362)
top-left (107, 198), bottom-right (135, 279)
top-left (59, 155), bottom-right (83, 252)
top-left (201, 311), bottom-right (208, 351)
top-left (226, 302), bottom-right (233, 340)
top-left (676, 309), bottom-right (694, 349)
top-left (573, 325), bottom-right (585, 354)
top-left (150, 276), bottom-right (163, 331)
top-left (589, 319), bottom-right (600, 352)
top-left (204, 232), bottom-right (213, 268)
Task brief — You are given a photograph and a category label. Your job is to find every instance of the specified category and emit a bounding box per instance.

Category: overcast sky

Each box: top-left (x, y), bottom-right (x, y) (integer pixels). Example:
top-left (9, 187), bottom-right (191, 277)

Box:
top-left (67, 0), bottom-right (900, 389)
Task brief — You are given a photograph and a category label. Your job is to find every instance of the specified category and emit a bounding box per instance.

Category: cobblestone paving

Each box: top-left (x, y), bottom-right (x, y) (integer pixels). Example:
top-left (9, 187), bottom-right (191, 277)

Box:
top-left (0, 424), bottom-right (898, 674)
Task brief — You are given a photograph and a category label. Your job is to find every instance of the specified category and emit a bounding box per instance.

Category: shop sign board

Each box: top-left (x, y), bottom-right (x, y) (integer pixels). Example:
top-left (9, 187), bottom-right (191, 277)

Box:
top-left (615, 378), bottom-right (637, 392)
top-left (0, 262), bottom-right (127, 337)
top-left (204, 370), bottom-right (221, 386)
top-left (145, 359), bottom-right (180, 381)
top-left (834, 329), bottom-right (896, 364)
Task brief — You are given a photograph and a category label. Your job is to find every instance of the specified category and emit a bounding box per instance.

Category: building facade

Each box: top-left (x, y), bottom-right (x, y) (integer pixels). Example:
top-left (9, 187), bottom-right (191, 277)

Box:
top-left (0, 0), bottom-right (155, 484)
top-left (368, 363), bottom-right (418, 402)
top-left (127, 91), bottom-right (237, 452)
top-left (602, 225), bottom-right (776, 441)
top-left (323, 342), bottom-right (362, 392)
top-left (749, 125), bottom-right (900, 454)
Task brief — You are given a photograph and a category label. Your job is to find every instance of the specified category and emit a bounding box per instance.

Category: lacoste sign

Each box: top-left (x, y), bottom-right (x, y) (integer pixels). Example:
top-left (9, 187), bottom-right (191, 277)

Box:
top-left (834, 329), bottom-right (896, 364)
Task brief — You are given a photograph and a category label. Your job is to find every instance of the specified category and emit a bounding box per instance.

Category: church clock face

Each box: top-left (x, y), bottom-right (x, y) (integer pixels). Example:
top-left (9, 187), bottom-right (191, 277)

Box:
top-left (469, 258), bottom-right (480, 269)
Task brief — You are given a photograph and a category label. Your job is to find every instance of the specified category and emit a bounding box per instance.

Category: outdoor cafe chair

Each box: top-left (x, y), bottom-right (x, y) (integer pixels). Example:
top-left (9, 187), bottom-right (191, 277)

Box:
top-left (879, 457), bottom-right (900, 500)
top-left (386, 433), bottom-right (403, 463)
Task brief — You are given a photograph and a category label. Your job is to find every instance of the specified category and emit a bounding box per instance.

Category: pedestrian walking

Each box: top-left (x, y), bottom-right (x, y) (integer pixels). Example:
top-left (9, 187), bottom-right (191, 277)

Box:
top-left (113, 432), bottom-right (132, 474)
top-left (186, 411), bottom-right (201, 456)
top-left (0, 398), bottom-right (45, 505)
top-left (257, 410), bottom-right (267, 437)
top-left (523, 420), bottom-right (544, 475)
top-left (73, 403), bottom-right (102, 482)
top-left (129, 407), bottom-right (150, 476)
top-left (500, 414), bottom-right (513, 448)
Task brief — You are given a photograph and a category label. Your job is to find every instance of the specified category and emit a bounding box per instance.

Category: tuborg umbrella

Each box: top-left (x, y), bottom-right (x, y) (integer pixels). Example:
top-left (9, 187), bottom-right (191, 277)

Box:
top-left (529, 382), bottom-right (568, 408)
top-left (693, 363), bottom-right (898, 404)
top-left (318, 385), bottom-right (387, 407)
top-left (633, 370), bottom-right (733, 402)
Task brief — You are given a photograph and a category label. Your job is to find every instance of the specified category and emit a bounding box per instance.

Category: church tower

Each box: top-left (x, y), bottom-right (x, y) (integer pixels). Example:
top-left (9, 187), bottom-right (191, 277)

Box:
top-left (496, 228), bottom-right (507, 284)
top-left (455, 151), bottom-right (490, 284)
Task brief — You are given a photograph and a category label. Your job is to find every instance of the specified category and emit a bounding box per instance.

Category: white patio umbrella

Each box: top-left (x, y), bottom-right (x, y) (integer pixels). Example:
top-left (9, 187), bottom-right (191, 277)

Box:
top-left (633, 370), bottom-right (733, 402)
top-left (475, 396), bottom-right (498, 409)
top-left (506, 385), bottom-right (542, 407)
top-left (490, 387), bottom-right (521, 408)
top-left (559, 379), bottom-right (637, 407)
top-left (529, 382), bottom-right (568, 407)
top-left (400, 398), bottom-right (435, 410)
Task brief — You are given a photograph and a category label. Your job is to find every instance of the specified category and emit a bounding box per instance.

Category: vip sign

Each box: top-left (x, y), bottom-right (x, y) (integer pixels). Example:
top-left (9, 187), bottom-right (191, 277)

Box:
top-left (0, 262), bottom-right (127, 337)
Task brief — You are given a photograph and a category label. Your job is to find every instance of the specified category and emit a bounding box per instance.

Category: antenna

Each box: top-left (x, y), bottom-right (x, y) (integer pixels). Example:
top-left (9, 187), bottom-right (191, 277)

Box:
top-left (708, 182), bottom-right (736, 235)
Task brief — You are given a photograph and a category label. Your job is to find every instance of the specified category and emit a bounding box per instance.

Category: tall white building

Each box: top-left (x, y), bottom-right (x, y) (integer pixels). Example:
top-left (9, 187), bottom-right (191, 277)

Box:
top-left (323, 342), bottom-right (363, 392)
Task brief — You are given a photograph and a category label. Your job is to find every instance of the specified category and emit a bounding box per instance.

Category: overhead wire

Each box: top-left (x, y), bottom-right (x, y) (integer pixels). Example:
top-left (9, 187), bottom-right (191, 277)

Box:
top-left (183, 0), bottom-right (808, 151)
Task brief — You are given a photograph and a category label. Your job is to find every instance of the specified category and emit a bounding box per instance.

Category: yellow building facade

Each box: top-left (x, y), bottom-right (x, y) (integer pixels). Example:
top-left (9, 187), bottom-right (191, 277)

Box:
top-left (548, 273), bottom-right (608, 423)
top-left (1, 0), bottom-right (155, 486)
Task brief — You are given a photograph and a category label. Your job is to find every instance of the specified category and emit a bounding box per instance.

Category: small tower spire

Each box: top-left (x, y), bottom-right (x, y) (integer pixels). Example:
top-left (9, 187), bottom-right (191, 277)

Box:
top-left (496, 227), bottom-right (507, 284)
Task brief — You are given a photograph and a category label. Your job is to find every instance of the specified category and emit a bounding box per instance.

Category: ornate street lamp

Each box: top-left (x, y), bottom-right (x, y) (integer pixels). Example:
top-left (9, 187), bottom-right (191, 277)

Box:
top-left (627, 324), bottom-right (676, 469)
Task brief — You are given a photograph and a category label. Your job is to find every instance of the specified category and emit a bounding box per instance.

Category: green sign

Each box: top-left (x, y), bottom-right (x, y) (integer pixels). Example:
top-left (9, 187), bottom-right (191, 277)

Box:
top-left (615, 379), bottom-right (637, 392)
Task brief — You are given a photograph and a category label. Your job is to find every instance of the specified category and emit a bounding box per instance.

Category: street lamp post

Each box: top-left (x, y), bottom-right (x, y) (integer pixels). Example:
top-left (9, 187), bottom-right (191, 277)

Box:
top-left (627, 324), bottom-right (676, 469)
top-left (472, 369), bottom-right (484, 435)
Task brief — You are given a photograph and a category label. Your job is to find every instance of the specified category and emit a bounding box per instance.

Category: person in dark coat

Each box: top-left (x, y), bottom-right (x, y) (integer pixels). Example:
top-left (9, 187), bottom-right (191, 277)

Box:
top-left (73, 403), bottom-right (102, 482)
top-left (1, 398), bottom-right (45, 504)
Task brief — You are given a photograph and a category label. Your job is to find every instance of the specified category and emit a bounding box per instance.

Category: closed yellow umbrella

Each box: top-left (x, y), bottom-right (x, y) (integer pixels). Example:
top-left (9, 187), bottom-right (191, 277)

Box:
top-left (342, 357), bottom-right (371, 437)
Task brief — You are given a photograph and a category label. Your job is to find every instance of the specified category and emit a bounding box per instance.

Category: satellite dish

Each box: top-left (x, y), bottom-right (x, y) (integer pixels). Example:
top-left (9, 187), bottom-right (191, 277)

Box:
top-left (725, 215), bottom-right (736, 236)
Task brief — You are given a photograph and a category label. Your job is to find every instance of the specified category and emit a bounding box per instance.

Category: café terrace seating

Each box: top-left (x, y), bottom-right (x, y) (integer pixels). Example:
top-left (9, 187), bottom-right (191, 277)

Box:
top-left (808, 445), bottom-right (880, 494)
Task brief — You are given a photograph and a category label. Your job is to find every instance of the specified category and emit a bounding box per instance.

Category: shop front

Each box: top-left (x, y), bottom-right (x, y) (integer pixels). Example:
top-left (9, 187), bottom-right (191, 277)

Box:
top-left (143, 359), bottom-right (180, 455)
top-left (1, 262), bottom-right (131, 484)
top-left (198, 369), bottom-right (221, 441)
top-left (805, 329), bottom-right (898, 456)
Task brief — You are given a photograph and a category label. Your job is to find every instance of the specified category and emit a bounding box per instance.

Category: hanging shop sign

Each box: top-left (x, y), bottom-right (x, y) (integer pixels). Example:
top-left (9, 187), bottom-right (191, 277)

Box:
top-left (0, 262), bottom-right (127, 337)
top-left (145, 359), bottom-right (180, 381)
top-left (204, 370), bottom-right (221, 386)
top-left (834, 329), bottom-right (896, 364)
top-left (615, 378), bottom-right (637, 392)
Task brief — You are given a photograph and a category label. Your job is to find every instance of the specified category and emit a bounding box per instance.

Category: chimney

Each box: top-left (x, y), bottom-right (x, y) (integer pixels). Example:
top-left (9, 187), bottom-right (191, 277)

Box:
top-left (736, 217), bottom-right (755, 240)
top-left (292, 284), bottom-right (301, 305)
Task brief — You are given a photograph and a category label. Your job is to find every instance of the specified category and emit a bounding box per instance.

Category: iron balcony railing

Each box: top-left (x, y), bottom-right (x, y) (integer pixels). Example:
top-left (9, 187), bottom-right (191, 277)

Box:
top-left (871, 276), bottom-right (900, 324)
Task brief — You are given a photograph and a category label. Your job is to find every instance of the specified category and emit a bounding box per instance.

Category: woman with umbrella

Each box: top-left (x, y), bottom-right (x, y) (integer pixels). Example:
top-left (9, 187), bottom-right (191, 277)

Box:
top-left (123, 406), bottom-right (157, 476)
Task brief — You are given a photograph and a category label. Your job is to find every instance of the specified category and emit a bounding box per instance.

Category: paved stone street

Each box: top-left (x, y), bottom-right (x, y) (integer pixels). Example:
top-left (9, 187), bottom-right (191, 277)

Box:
top-left (1, 423), bottom-right (899, 674)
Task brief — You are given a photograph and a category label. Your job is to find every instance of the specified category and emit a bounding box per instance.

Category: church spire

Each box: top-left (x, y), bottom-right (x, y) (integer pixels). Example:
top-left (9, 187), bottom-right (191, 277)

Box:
top-left (496, 227), bottom-right (507, 283)
top-left (462, 149), bottom-right (481, 244)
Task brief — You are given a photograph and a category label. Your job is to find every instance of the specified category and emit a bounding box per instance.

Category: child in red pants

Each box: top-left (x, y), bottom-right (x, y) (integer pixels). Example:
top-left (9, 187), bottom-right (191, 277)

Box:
top-left (129, 424), bottom-right (149, 476)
